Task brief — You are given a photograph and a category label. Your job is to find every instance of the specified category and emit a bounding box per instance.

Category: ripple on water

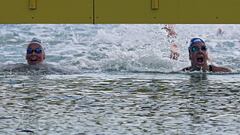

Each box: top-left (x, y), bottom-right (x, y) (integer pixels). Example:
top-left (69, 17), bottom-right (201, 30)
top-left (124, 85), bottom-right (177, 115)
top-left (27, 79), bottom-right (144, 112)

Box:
top-left (0, 73), bottom-right (240, 134)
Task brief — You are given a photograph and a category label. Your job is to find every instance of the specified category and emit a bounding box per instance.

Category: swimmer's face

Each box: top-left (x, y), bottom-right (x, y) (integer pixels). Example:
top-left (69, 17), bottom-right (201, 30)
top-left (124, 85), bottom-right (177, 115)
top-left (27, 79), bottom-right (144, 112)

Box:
top-left (189, 42), bottom-right (208, 68)
top-left (26, 43), bottom-right (45, 65)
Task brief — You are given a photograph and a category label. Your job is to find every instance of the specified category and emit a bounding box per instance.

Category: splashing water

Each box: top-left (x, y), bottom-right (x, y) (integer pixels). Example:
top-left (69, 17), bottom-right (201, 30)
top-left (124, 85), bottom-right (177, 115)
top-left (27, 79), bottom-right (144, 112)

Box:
top-left (0, 24), bottom-right (240, 73)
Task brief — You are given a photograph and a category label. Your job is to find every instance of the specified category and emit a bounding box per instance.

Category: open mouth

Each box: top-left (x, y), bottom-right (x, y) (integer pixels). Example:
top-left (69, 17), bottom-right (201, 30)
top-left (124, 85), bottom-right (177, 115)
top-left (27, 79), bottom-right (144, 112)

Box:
top-left (196, 56), bottom-right (204, 64)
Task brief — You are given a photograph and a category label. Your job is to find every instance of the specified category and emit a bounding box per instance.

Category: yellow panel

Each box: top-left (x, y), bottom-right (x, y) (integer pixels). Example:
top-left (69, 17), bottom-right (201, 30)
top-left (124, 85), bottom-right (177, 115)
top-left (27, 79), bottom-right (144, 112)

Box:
top-left (95, 0), bottom-right (240, 24)
top-left (0, 0), bottom-right (240, 23)
top-left (95, 0), bottom-right (179, 24)
top-left (179, 0), bottom-right (240, 24)
top-left (0, 0), bottom-right (93, 24)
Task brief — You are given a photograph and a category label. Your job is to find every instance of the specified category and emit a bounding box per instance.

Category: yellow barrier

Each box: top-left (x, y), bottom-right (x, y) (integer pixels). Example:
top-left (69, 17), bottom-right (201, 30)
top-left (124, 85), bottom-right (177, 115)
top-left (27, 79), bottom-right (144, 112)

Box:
top-left (0, 0), bottom-right (239, 24)
top-left (0, 0), bottom-right (93, 23)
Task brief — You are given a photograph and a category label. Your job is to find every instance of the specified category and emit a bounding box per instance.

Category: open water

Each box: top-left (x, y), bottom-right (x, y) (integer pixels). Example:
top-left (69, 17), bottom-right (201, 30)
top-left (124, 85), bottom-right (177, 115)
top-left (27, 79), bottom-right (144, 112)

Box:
top-left (0, 24), bottom-right (239, 135)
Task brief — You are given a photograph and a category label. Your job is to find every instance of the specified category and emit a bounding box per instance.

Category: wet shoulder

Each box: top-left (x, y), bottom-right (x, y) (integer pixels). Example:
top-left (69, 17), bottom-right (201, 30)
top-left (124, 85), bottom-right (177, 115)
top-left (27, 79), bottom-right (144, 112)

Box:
top-left (0, 63), bottom-right (73, 75)
top-left (210, 65), bottom-right (231, 72)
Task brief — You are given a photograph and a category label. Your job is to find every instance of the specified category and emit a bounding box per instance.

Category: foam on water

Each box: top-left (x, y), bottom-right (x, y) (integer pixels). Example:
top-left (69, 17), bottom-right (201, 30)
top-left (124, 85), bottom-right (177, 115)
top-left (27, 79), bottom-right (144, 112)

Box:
top-left (0, 24), bottom-right (240, 73)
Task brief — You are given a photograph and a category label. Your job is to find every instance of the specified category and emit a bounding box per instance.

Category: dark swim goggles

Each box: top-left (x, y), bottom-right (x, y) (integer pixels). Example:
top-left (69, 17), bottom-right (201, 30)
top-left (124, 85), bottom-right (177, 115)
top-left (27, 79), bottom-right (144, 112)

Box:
top-left (27, 48), bottom-right (42, 54)
top-left (189, 38), bottom-right (207, 53)
top-left (190, 46), bottom-right (207, 53)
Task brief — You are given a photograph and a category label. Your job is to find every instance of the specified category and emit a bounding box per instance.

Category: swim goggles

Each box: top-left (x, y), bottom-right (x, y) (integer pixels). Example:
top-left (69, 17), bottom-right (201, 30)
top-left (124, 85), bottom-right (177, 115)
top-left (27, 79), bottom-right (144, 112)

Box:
top-left (190, 46), bottom-right (207, 53)
top-left (27, 48), bottom-right (43, 54)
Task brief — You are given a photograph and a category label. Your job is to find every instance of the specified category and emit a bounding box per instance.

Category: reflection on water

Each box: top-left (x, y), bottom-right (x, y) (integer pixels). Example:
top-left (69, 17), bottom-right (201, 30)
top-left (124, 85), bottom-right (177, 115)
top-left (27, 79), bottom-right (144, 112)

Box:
top-left (0, 73), bottom-right (240, 135)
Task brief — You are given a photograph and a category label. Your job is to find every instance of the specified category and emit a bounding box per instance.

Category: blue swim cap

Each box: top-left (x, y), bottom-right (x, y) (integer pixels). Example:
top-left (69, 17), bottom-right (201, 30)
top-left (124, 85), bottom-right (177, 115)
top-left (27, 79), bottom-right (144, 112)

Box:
top-left (189, 38), bottom-right (205, 47)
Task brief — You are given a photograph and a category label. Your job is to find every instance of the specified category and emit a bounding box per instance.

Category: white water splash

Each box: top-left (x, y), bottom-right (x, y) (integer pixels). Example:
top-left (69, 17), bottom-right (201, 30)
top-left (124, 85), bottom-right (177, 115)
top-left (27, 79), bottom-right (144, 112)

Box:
top-left (0, 24), bottom-right (240, 73)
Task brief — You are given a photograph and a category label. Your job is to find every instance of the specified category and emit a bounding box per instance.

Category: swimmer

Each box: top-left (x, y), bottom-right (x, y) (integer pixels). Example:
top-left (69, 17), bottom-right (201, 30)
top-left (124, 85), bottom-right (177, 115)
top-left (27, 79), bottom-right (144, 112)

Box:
top-left (26, 38), bottom-right (45, 65)
top-left (182, 38), bottom-right (231, 72)
top-left (0, 38), bottom-right (71, 75)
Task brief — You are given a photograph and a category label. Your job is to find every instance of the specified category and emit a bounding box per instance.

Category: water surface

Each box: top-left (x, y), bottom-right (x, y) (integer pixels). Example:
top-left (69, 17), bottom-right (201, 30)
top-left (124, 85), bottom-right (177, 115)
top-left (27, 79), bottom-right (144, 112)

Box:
top-left (0, 73), bottom-right (239, 135)
top-left (0, 24), bottom-right (240, 134)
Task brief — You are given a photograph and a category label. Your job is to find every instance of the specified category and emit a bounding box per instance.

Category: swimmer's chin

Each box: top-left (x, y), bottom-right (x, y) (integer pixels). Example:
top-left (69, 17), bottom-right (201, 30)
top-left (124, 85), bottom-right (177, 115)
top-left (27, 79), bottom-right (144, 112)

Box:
top-left (27, 61), bottom-right (43, 65)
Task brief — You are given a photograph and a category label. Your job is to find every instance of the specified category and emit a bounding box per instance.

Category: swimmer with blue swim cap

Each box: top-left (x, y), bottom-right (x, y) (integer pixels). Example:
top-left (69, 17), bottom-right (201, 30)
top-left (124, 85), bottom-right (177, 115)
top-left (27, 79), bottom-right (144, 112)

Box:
top-left (26, 38), bottom-right (45, 65)
top-left (182, 38), bottom-right (231, 72)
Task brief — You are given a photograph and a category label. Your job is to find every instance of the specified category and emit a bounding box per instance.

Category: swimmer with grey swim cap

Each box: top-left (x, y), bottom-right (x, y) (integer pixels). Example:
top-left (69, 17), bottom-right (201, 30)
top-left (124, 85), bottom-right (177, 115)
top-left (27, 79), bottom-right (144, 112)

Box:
top-left (26, 38), bottom-right (45, 65)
